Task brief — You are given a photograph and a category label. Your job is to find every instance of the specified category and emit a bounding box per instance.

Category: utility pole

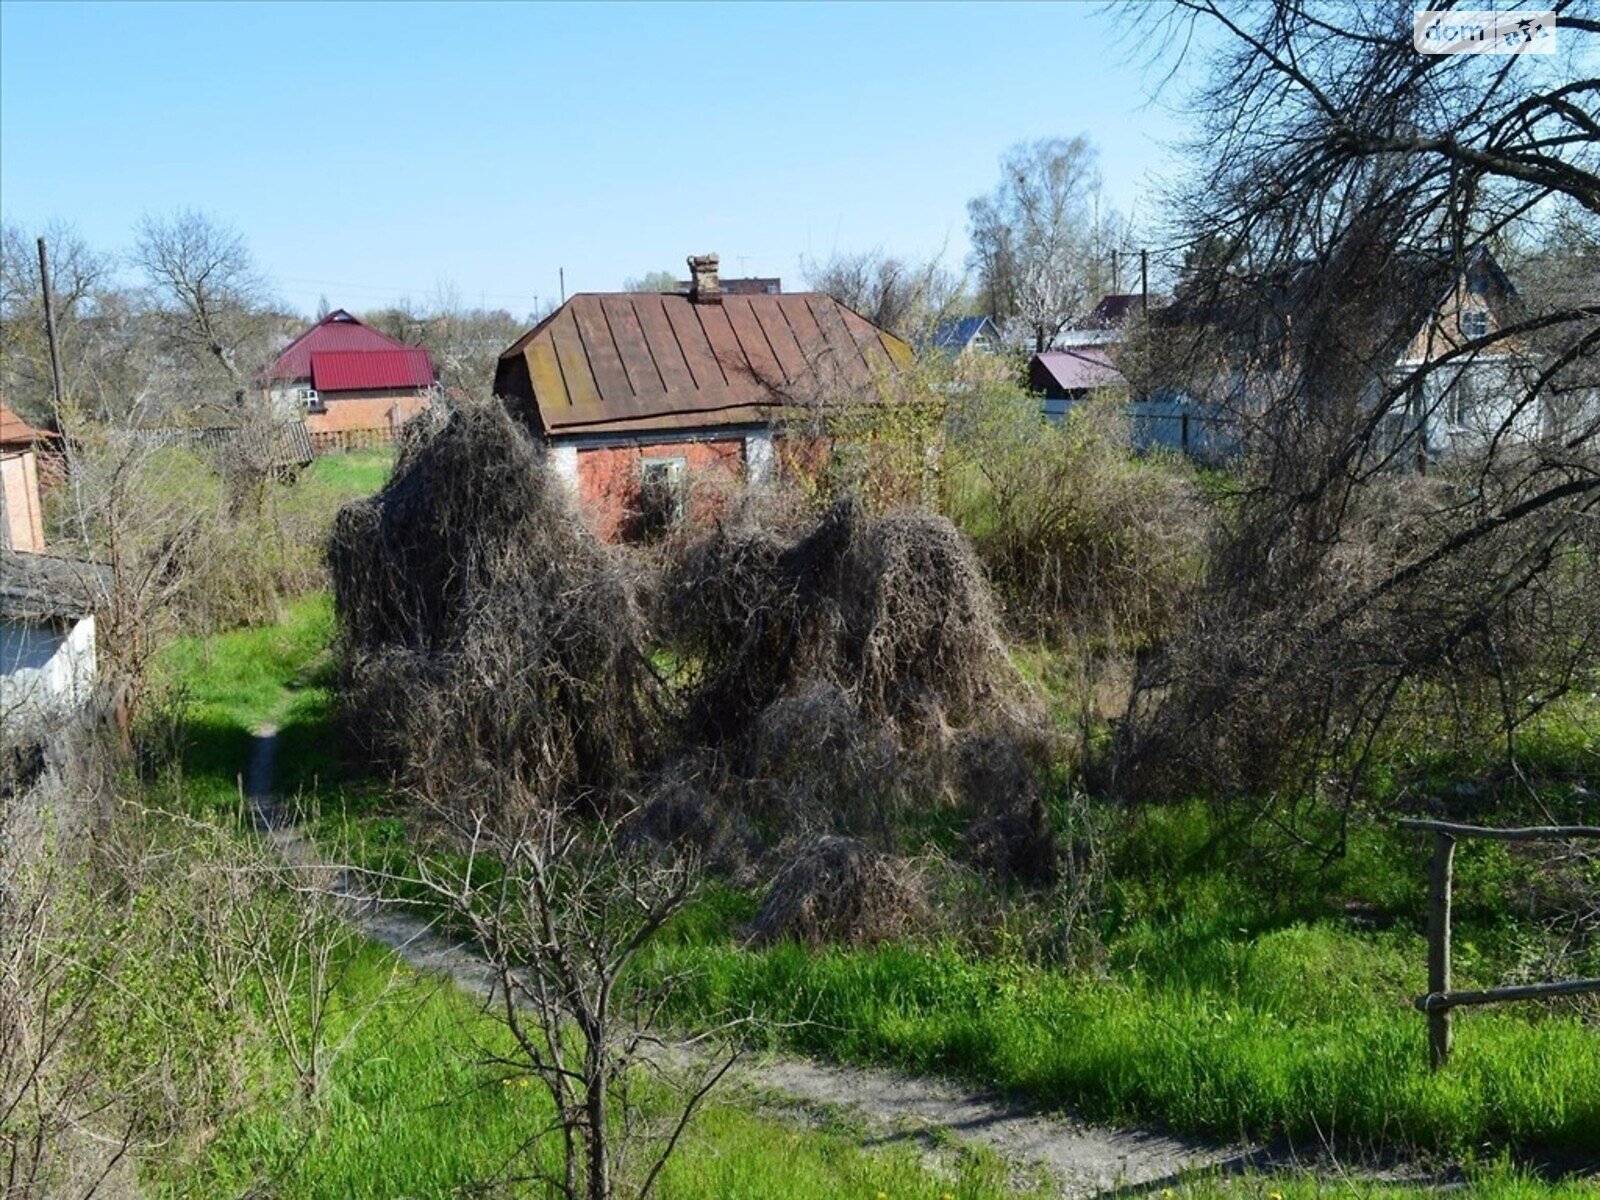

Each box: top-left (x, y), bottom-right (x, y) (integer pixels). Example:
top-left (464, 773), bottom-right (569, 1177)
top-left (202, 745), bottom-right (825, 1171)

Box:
top-left (1140, 249), bottom-right (1149, 315)
top-left (36, 237), bottom-right (66, 413)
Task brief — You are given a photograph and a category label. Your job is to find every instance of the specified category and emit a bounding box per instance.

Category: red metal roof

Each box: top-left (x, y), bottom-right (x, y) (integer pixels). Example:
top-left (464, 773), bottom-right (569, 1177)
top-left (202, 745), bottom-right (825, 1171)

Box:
top-left (495, 292), bottom-right (913, 438)
top-left (310, 348), bottom-right (435, 392)
top-left (264, 309), bottom-right (431, 382)
top-left (1031, 346), bottom-right (1125, 393)
top-left (1, 402), bottom-right (59, 448)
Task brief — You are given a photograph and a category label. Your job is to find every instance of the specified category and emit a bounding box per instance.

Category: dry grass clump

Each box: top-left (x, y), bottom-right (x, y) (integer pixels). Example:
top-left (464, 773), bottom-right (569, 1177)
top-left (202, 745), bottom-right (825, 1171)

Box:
top-left (329, 401), bottom-right (659, 817)
top-left (751, 835), bottom-right (928, 947)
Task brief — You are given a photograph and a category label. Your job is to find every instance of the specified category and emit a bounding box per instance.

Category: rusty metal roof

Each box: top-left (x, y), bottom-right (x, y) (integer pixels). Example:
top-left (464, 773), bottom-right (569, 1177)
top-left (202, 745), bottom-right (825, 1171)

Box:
top-left (1030, 346), bottom-right (1125, 393)
top-left (496, 292), bottom-right (912, 437)
top-left (1, 402), bottom-right (59, 449)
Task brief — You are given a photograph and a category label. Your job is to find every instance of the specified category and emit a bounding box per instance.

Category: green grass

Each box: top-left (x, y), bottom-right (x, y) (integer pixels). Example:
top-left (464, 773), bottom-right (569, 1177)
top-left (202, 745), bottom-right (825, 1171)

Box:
top-left (644, 927), bottom-right (1600, 1158)
top-left (298, 447), bottom-right (396, 500)
top-left (151, 595), bottom-right (1600, 1179)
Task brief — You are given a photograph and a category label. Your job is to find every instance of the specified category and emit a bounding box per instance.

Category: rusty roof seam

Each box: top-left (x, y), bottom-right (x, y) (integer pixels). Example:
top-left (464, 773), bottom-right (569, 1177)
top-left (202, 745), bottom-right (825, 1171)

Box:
top-left (572, 305), bottom-right (607, 409)
top-left (772, 300), bottom-right (808, 390)
top-left (552, 311), bottom-right (586, 411)
top-left (597, 298), bottom-right (641, 399)
top-left (723, 300), bottom-right (766, 390)
top-left (701, 306), bottom-right (733, 389)
top-left (816, 295), bottom-right (872, 376)
top-left (638, 293), bottom-right (692, 392)
top-left (659, 294), bottom-right (701, 391)
top-left (749, 299), bottom-right (793, 387)
top-left (628, 296), bottom-right (670, 394)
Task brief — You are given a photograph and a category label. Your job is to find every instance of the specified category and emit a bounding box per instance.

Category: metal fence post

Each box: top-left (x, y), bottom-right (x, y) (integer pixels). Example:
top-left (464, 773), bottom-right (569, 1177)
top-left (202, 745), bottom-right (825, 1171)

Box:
top-left (1427, 831), bottom-right (1455, 1069)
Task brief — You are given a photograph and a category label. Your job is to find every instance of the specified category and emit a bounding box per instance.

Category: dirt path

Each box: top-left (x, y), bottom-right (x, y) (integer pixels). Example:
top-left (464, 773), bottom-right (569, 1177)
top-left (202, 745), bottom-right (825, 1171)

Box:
top-left (245, 727), bottom-right (1270, 1198)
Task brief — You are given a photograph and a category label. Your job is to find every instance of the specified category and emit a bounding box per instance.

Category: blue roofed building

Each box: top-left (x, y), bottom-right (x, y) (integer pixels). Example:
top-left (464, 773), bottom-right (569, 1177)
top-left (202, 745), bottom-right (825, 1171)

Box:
top-left (928, 315), bottom-right (1004, 356)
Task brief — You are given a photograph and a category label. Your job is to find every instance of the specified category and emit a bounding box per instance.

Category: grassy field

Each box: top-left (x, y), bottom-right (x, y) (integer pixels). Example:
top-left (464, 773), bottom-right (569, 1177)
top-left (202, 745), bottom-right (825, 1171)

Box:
top-left (152, 600), bottom-right (1600, 1184)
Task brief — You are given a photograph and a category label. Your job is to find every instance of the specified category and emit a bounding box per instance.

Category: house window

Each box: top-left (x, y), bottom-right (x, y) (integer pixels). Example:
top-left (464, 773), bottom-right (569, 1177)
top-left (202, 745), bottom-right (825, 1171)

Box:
top-left (1459, 309), bottom-right (1489, 341)
top-left (638, 457), bottom-right (687, 534)
top-left (1447, 369), bottom-right (1479, 427)
top-left (300, 386), bottom-right (325, 413)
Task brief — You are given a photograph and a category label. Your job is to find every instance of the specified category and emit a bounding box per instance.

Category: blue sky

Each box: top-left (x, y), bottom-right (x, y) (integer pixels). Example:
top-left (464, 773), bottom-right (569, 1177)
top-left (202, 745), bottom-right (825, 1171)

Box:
top-left (1, 1), bottom-right (1196, 317)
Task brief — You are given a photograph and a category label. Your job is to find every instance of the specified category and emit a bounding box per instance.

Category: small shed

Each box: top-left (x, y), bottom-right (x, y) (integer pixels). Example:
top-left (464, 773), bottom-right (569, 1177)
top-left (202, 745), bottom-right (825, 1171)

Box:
top-left (1, 551), bottom-right (107, 728)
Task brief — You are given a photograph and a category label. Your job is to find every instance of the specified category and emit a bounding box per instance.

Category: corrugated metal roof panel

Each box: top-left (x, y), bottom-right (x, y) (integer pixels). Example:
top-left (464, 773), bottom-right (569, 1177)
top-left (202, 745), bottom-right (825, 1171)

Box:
top-left (310, 348), bottom-right (434, 392)
top-left (499, 291), bottom-right (912, 438)
top-left (1032, 347), bottom-right (1125, 393)
top-left (265, 310), bottom-right (425, 382)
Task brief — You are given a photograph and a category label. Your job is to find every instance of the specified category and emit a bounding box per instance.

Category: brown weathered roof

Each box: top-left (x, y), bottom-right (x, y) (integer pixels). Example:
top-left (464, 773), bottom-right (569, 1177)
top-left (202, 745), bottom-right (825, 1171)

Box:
top-left (495, 292), bottom-right (912, 438)
top-left (1, 402), bottom-right (59, 449)
top-left (0, 551), bottom-right (110, 621)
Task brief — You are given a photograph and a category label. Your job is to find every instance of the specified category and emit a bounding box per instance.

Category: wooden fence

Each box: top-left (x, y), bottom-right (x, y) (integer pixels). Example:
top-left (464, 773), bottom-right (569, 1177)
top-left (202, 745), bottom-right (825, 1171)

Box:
top-left (1399, 817), bottom-right (1600, 1069)
top-left (309, 426), bottom-right (401, 457)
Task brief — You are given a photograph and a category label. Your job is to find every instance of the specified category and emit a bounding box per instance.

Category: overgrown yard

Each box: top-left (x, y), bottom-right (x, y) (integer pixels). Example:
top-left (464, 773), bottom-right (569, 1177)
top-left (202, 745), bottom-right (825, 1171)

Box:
top-left (154, 596), bottom-right (1600, 1189)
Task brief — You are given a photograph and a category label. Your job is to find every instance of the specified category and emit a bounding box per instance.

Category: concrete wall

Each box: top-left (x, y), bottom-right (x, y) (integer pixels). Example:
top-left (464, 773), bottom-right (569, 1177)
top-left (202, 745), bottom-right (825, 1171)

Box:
top-left (1, 614), bottom-right (96, 725)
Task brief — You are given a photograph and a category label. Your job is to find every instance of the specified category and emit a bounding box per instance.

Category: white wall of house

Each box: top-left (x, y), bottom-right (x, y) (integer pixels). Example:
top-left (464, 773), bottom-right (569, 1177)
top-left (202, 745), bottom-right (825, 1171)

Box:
top-left (548, 444), bottom-right (580, 490)
top-left (744, 431), bottom-right (775, 484)
top-left (1, 614), bottom-right (97, 725)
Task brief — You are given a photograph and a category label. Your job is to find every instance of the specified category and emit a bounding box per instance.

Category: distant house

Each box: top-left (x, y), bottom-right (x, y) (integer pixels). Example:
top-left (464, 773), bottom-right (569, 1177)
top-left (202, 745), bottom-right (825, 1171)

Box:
top-left (1, 402), bottom-right (59, 455)
top-left (495, 254), bottom-right (912, 539)
top-left (1, 404), bottom-right (64, 554)
top-left (929, 316), bottom-right (1004, 356)
top-left (1029, 346), bottom-right (1128, 413)
top-left (1388, 250), bottom-right (1529, 459)
top-left (262, 310), bottom-right (437, 451)
top-left (1057, 292), bottom-right (1152, 348)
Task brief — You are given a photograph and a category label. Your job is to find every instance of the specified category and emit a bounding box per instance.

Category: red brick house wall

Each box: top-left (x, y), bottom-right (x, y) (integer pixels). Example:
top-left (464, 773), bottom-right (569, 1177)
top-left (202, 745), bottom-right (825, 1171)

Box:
top-left (574, 437), bottom-right (745, 541)
top-left (304, 391), bottom-right (431, 436)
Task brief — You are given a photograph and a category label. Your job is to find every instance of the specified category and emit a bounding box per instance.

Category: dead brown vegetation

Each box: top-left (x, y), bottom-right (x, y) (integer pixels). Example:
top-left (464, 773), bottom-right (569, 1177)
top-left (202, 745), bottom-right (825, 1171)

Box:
top-left (329, 401), bottom-right (660, 818)
top-left (751, 835), bottom-right (928, 947)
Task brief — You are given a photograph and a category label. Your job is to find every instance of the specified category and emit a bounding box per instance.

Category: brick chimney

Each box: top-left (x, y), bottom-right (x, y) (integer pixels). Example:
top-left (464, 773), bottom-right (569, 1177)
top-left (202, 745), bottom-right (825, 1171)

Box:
top-left (687, 253), bottom-right (721, 304)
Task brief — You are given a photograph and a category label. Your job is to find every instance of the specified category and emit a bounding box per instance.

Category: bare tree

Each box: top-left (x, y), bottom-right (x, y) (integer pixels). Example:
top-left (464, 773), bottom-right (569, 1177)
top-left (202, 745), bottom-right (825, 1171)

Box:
top-left (967, 137), bottom-right (1125, 350)
top-left (408, 804), bottom-right (738, 1200)
top-left (623, 270), bottom-right (682, 295)
top-left (131, 209), bottom-right (274, 412)
top-left (0, 222), bottom-right (114, 424)
top-left (1118, 1), bottom-right (1600, 845)
top-left (801, 248), bottom-right (967, 344)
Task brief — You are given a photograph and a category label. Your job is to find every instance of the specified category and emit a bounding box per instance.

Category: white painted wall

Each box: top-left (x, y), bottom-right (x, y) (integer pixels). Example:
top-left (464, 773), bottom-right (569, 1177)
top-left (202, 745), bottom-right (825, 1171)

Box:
top-left (0, 614), bottom-right (97, 725)
top-left (744, 432), bottom-right (775, 485)
top-left (548, 444), bottom-right (580, 491)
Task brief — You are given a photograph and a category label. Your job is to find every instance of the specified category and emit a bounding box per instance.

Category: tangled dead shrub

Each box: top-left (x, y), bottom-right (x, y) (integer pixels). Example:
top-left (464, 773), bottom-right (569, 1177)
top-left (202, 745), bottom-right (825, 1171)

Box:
top-left (329, 401), bottom-right (659, 818)
top-left (666, 496), bottom-right (1013, 747)
top-left (661, 496), bottom-right (1051, 852)
top-left (950, 727), bottom-right (1058, 885)
top-left (751, 835), bottom-right (928, 946)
